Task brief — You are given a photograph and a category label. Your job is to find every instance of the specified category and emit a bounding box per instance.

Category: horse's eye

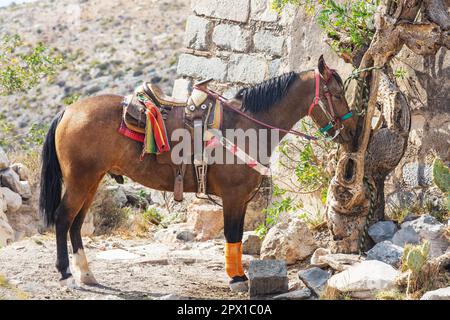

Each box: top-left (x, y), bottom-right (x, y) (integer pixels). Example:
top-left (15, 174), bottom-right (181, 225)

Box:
top-left (200, 104), bottom-right (207, 110)
top-left (189, 105), bottom-right (196, 112)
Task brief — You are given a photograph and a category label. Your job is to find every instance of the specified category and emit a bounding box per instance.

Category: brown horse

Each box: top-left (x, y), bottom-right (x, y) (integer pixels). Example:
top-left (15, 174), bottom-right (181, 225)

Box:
top-left (39, 56), bottom-right (356, 291)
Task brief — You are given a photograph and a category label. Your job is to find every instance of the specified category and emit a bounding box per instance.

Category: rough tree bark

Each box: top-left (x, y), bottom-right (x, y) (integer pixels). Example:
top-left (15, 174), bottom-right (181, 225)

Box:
top-left (326, 0), bottom-right (449, 253)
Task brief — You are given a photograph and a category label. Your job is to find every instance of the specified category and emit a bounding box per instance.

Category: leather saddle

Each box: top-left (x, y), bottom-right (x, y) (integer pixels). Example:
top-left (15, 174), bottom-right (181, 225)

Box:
top-left (121, 80), bottom-right (217, 201)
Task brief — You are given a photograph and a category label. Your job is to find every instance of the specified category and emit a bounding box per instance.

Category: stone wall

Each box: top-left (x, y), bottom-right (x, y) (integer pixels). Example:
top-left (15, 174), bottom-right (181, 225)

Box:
top-left (174, 1), bottom-right (450, 213)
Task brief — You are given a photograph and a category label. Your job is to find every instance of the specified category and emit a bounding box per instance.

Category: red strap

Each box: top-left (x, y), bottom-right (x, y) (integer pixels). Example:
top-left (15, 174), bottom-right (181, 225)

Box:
top-left (308, 69), bottom-right (321, 116)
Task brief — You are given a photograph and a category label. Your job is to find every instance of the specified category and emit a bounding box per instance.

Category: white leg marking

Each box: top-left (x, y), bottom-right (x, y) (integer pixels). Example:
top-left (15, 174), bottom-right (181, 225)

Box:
top-left (72, 249), bottom-right (98, 285)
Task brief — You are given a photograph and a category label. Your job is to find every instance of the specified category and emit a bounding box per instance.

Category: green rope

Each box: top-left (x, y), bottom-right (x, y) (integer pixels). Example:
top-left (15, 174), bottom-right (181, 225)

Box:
top-left (344, 66), bottom-right (383, 115)
top-left (359, 177), bottom-right (377, 255)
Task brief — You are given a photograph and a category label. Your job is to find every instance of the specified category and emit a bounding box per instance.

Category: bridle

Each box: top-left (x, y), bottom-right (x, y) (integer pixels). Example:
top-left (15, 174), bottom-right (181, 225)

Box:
top-left (192, 69), bottom-right (353, 141)
top-left (308, 68), bottom-right (354, 141)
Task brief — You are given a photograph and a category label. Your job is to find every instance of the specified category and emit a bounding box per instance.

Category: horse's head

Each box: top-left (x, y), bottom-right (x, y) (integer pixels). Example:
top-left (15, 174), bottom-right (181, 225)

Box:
top-left (308, 55), bottom-right (357, 144)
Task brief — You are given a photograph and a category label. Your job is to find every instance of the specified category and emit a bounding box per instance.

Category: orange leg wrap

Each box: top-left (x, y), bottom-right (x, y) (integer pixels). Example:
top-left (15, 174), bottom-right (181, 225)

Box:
top-left (225, 242), bottom-right (245, 278)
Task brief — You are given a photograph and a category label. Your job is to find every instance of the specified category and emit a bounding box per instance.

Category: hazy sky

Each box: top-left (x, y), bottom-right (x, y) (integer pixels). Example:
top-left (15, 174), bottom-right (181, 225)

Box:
top-left (0, 0), bottom-right (37, 7)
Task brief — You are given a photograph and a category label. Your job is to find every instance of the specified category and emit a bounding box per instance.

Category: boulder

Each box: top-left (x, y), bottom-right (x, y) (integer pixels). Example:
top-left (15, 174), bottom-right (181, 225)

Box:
top-left (0, 168), bottom-right (23, 195)
top-left (244, 196), bottom-right (266, 230)
top-left (273, 288), bottom-right (312, 300)
top-left (260, 217), bottom-right (317, 264)
top-left (0, 211), bottom-right (14, 247)
top-left (401, 215), bottom-right (449, 258)
top-left (19, 181), bottom-right (32, 200)
top-left (248, 259), bottom-right (289, 297)
top-left (368, 221), bottom-right (397, 243)
top-left (0, 147), bottom-right (9, 170)
top-left (310, 247), bottom-right (331, 267)
top-left (327, 260), bottom-right (399, 299)
top-left (10, 163), bottom-right (29, 181)
top-left (318, 253), bottom-right (364, 271)
top-left (366, 241), bottom-right (403, 267)
top-left (392, 225), bottom-right (420, 247)
top-left (105, 185), bottom-right (128, 207)
top-left (298, 267), bottom-right (330, 296)
top-left (0, 187), bottom-right (22, 213)
top-left (242, 231), bottom-right (262, 255)
top-left (187, 199), bottom-right (223, 240)
top-left (420, 287), bottom-right (450, 300)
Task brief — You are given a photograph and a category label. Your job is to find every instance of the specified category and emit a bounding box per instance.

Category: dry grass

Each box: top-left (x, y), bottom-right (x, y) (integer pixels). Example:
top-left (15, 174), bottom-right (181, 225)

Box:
top-left (0, 274), bottom-right (28, 300)
top-left (375, 289), bottom-right (405, 300)
top-left (91, 181), bottom-right (129, 235)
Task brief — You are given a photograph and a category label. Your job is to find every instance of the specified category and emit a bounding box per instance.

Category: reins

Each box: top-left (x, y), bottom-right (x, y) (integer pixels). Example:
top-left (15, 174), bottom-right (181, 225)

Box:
top-left (193, 87), bottom-right (318, 141)
top-left (194, 68), bottom-right (354, 142)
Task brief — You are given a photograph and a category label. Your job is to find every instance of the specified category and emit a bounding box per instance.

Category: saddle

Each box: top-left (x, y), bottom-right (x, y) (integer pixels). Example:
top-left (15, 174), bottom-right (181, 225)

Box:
top-left (121, 79), bottom-right (221, 201)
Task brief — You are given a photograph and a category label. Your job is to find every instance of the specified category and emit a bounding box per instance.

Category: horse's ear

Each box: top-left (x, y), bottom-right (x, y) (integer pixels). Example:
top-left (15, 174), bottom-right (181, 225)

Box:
top-left (318, 55), bottom-right (332, 80)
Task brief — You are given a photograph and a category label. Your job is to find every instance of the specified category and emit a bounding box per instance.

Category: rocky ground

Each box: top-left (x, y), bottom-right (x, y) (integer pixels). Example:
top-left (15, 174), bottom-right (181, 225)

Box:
top-left (0, 234), bottom-right (308, 300)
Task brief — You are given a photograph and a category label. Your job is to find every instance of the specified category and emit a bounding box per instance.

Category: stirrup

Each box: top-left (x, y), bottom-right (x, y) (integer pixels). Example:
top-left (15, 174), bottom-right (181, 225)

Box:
top-left (195, 162), bottom-right (207, 196)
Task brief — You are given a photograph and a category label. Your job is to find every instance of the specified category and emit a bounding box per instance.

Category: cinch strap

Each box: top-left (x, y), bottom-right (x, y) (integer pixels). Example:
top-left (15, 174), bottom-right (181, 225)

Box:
top-left (225, 242), bottom-right (245, 278)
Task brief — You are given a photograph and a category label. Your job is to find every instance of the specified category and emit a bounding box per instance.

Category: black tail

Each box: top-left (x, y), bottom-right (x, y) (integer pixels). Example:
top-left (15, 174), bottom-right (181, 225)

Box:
top-left (39, 111), bottom-right (65, 227)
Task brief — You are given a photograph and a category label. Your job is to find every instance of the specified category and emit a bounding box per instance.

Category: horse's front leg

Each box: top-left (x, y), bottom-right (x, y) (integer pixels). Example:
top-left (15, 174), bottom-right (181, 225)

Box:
top-left (222, 195), bottom-right (249, 292)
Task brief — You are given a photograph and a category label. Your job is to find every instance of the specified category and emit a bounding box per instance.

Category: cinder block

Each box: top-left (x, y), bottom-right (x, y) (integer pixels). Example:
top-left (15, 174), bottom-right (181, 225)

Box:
top-left (248, 259), bottom-right (289, 297)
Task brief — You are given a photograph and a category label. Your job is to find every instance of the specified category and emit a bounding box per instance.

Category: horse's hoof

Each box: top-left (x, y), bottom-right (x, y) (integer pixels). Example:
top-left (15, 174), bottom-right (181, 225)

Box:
top-left (59, 275), bottom-right (76, 288)
top-left (80, 272), bottom-right (99, 286)
top-left (229, 276), bottom-right (249, 293)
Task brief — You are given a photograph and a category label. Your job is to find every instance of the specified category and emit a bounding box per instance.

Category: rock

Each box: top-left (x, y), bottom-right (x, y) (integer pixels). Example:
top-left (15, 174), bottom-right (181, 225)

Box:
top-left (392, 225), bottom-right (420, 247)
top-left (253, 30), bottom-right (285, 56)
top-left (244, 198), bottom-right (266, 230)
top-left (0, 148), bottom-right (9, 170)
top-left (310, 247), bottom-right (331, 267)
top-left (96, 249), bottom-right (141, 261)
top-left (401, 215), bottom-right (449, 258)
top-left (402, 162), bottom-right (433, 188)
top-left (105, 185), bottom-right (128, 207)
top-left (298, 267), bottom-right (330, 297)
top-left (260, 217), bottom-right (316, 265)
top-left (0, 187), bottom-right (22, 213)
top-left (19, 181), bottom-right (32, 200)
top-left (248, 259), bottom-right (289, 297)
top-left (0, 211), bottom-right (14, 247)
top-left (368, 221), bottom-right (398, 243)
top-left (366, 241), bottom-right (403, 267)
top-left (187, 199), bottom-right (224, 241)
top-left (192, 0), bottom-right (250, 23)
top-left (212, 24), bottom-right (250, 52)
top-left (0, 168), bottom-right (23, 195)
top-left (184, 15), bottom-right (212, 50)
top-left (317, 253), bottom-right (363, 271)
top-left (420, 287), bottom-right (450, 300)
top-left (176, 229), bottom-right (195, 242)
top-left (10, 163), bottom-right (29, 181)
top-left (177, 54), bottom-right (227, 82)
top-left (250, 0), bottom-right (279, 22)
top-left (273, 288), bottom-right (311, 300)
top-left (242, 231), bottom-right (262, 255)
top-left (228, 54), bottom-right (268, 84)
top-left (327, 260), bottom-right (399, 299)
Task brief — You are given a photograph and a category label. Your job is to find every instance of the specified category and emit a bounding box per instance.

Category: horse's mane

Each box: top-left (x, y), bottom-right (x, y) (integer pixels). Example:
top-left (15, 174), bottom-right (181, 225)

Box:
top-left (235, 72), bottom-right (298, 113)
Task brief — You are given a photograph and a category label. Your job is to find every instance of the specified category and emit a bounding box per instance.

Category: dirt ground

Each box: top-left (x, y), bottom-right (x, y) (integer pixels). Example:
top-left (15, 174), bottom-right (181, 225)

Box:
top-left (0, 234), bottom-right (303, 300)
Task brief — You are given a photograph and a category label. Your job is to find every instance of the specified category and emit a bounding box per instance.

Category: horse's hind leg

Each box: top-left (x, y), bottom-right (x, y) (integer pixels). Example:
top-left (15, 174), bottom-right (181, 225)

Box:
top-left (55, 191), bottom-right (87, 286)
top-left (70, 180), bottom-right (102, 285)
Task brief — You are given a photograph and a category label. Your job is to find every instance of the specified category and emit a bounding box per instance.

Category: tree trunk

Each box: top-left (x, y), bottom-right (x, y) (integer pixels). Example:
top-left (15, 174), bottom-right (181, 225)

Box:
top-left (326, 0), bottom-right (449, 253)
